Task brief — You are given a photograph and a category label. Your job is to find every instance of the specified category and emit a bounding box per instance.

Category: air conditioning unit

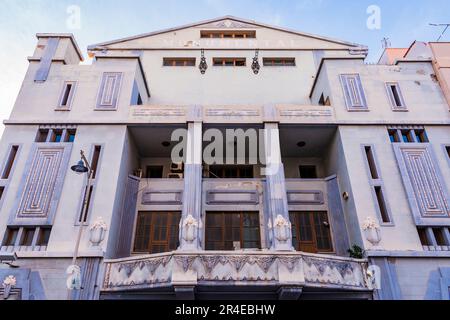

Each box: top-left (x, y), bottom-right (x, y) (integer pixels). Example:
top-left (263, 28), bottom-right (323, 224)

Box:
top-left (171, 162), bottom-right (183, 172)
top-left (168, 173), bottom-right (183, 179)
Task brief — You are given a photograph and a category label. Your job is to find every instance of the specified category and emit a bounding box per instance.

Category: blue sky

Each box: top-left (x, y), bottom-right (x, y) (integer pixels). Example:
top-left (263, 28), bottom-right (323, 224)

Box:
top-left (0, 0), bottom-right (449, 133)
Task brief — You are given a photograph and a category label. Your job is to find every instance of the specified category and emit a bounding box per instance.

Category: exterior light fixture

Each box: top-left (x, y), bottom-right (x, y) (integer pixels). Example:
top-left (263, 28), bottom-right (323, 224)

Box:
top-left (67, 150), bottom-right (94, 298)
top-left (252, 49), bottom-right (260, 74)
top-left (343, 192), bottom-right (350, 201)
top-left (162, 141), bottom-right (171, 147)
top-left (199, 49), bottom-right (208, 74)
top-left (71, 160), bottom-right (89, 174)
top-left (297, 141), bottom-right (306, 148)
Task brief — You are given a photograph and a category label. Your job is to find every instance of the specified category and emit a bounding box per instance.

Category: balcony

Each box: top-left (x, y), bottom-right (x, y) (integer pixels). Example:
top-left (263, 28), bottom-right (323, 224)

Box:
top-left (101, 250), bottom-right (371, 300)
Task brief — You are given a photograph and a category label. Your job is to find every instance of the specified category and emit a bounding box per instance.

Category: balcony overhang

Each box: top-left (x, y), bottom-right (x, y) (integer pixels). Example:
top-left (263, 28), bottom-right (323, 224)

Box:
top-left (101, 251), bottom-right (372, 300)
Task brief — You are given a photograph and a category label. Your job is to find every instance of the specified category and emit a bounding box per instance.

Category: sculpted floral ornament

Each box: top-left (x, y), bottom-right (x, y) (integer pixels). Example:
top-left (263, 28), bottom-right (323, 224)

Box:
top-left (362, 217), bottom-right (382, 247)
top-left (2, 275), bottom-right (16, 299)
top-left (268, 215), bottom-right (291, 243)
top-left (182, 215), bottom-right (201, 243)
top-left (89, 217), bottom-right (108, 247)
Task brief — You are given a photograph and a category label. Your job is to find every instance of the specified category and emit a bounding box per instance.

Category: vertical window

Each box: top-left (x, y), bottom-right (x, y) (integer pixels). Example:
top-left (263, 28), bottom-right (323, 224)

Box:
top-left (446, 146), bottom-right (450, 159)
top-left (35, 129), bottom-right (49, 142)
top-left (36, 228), bottom-right (51, 246)
top-left (133, 212), bottom-right (181, 254)
top-left (386, 82), bottom-right (406, 110)
top-left (290, 212), bottom-right (333, 253)
top-left (415, 130), bottom-right (429, 143)
top-left (299, 165), bottom-right (318, 179)
top-left (78, 145), bottom-right (102, 223)
top-left (57, 81), bottom-right (76, 109)
top-left (388, 130), bottom-right (400, 143)
top-left (3, 228), bottom-right (19, 246)
top-left (374, 186), bottom-right (390, 223)
top-left (363, 145), bottom-right (392, 224)
top-left (20, 228), bottom-right (35, 246)
top-left (340, 74), bottom-right (368, 111)
top-left (90, 146), bottom-right (102, 179)
top-left (364, 146), bottom-right (379, 179)
top-left (1, 145), bottom-right (19, 180)
top-left (205, 212), bottom-right (261, 250)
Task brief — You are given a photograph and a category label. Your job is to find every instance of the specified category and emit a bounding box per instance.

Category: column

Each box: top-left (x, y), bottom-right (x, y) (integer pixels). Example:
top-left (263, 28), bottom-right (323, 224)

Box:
top-left (263, 122), bottom-right (294, 251)
top-left (179, 122), bottom-right (203, 251)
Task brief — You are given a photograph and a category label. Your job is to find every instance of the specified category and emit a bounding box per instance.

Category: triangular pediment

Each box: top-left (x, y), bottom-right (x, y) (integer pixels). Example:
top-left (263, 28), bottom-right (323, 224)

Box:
top-left (88, 16), bottom-right (365, 51)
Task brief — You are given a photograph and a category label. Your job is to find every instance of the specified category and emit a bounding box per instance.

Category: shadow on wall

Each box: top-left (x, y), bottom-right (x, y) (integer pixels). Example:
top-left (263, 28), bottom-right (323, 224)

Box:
top-left (425, 267), bottom-right (450, 300)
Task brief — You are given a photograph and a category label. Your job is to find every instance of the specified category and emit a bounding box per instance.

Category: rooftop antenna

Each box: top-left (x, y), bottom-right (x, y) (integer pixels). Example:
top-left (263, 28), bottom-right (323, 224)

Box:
top-left (429, 23), bottom-right (450, 41)
top-left (382, 37), bottom-right (391, 49)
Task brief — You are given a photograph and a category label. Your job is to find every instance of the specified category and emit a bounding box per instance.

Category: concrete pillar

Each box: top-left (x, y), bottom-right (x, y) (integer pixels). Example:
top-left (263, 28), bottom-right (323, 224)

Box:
top-left (263, 122), bottom-right (294, 251)
top-left (179, 122), bottom-right (203, 251)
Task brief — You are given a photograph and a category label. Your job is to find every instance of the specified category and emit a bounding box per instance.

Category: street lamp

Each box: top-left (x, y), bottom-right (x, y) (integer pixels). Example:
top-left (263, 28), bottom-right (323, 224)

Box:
top-left (66, 150), bottom-right (93, 299)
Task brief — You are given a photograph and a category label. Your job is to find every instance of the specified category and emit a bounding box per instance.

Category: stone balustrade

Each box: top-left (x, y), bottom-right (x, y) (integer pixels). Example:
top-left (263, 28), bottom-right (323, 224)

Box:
top-left (102, 251), bottom-right (371, 293)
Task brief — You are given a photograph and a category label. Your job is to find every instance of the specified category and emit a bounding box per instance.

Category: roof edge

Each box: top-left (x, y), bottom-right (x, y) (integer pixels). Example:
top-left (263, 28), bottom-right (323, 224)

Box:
top-left (36, 33), bottom-right (84, 61)
top-left (87, 15), bottom-right (366, 50)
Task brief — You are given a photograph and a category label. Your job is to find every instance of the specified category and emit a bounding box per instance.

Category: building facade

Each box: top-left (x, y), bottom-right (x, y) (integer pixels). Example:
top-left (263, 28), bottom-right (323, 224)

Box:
top-left (0, 16), bottom-right (449, 300)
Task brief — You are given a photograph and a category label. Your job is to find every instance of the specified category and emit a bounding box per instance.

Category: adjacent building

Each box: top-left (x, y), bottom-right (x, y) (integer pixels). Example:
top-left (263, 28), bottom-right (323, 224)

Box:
top-left (0, 16), bottom-right (449, 300)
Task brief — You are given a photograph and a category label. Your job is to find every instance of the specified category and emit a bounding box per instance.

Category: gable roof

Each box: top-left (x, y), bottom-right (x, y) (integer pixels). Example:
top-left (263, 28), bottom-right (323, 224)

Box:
top-left (88, 15), bottom-right (366, 50)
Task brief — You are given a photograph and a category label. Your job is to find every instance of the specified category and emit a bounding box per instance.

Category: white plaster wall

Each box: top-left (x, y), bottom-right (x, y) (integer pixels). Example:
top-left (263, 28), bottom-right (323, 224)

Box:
top-left (394, 258), bottom-right (450, 300)
top-left (339, 125), bottom-right (429, 251)
top-left (318, 59), bottom-right (450, 124)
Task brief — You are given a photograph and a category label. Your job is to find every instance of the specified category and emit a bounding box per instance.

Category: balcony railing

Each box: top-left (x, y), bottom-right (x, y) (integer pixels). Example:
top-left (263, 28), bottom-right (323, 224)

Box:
top-left (102, 251), bottom-right (371, 293)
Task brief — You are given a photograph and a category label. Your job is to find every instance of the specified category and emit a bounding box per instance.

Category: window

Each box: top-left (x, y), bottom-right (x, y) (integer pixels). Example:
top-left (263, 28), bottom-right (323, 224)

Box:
top-left (446, 146), bottom-right (450, 159)
top-left (163, 58), bottom-right (196, 67)
top-left (364, 146), bottom-right (379, 180)
top-left (415, 129), bottom-right (429, 143)
top-left (205, 212), bottom-right (261, 250)
top-left (340, 74), bottom-right (368, 111)
top-left (36, 228), bottom-right (51, 246)
top-left (146, 166), bottom-right (164, 179)
top-left (57, 81), bottom-right (76, 109)
top-left (35, 128), bottom-right (76, 143)
top-left (1, 145), bottom-right (19, 180)
top-left (21, 228), bottom-right (35, 246)
top-left (417, 227), bottom-right (450, 249)
top-left (3, 228), bottom-right (19, 246)
top-left (290, 212), bottom-right (333, 253)
top-left (201, 30), bottom-right (256, 38)
top-left (299, 165), bottom-right (317, 179)
top-left (133, 211), bottom-right (181, 254)
top-left (35, 129), bottom-right (49, 142)
top-left (208, 165), bottom-right (254, 178)
top-left (2, 227), bottom-right (51, 248)
top-left (386, 82), bottom-right (406, 110)
top-left (78, 145), bottom-right (102, 223)
top-left (388, 130), bottom-right (400, 143)
top-left (388, 128), bottom-right (429, 144)
top-left (374, 186), bottom-right (390, 223)
top-left (90, 145), bottom-right (102, 179)
top-left (263, 58), bottom-right (296, 66)
top-left (130, 81), bottom-right (143, 106)
top-left (213, 58), bottom-right (246, 67)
